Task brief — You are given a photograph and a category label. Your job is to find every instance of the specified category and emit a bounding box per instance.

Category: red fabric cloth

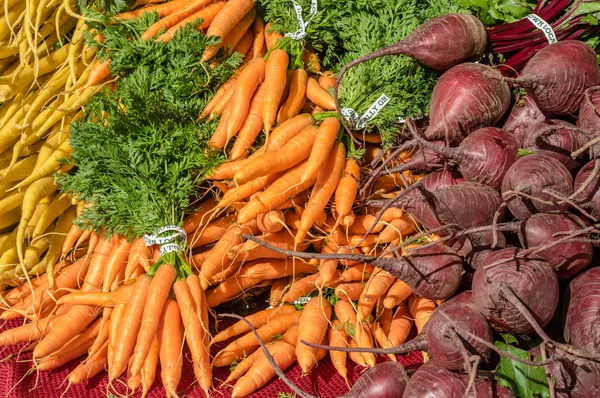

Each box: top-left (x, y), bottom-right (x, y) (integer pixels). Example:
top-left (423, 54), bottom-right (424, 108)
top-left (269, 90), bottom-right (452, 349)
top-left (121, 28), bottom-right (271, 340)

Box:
top-left (0, 318), bottom-right (423, 397)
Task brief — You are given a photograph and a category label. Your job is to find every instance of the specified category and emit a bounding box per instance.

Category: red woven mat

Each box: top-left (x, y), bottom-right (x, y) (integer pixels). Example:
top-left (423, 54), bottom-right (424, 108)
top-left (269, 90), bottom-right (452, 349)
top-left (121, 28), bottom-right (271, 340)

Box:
top-left (0, 318), bottom-right (423, 398)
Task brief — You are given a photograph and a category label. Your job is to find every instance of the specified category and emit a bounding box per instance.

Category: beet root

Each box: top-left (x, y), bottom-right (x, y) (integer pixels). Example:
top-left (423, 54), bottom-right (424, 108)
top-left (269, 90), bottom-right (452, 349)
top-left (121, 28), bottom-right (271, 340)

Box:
top-left (564, 267), bottom-right (600, 354)
top-left (425, 298), bottom-right (493, 371)
top-left (411, 123), bottom-right (519, 189)
top-left (472, 248), bottom-right (559, 334)
top-left (501, 154), bottom-right (573, 220)
top-left (574, 159), bottom-right (600, 218)
top-left (502, 96), bottom-right (547, 146)
top-left (549, 355), bottom-right (600, 398)
top-left (420, 170), bottom-right (465, 192)
top-left (520, 213), bottom-right (593, 279)
top-left (523, 120), bottom-right (590, 171)
top-left (341, 362), bottom-right (409, 398)
top-left (578, 86), bottom-right (600, 136)
top-left (424, 63), bottom-right (511, 143)
top-left (404, 360), bottom-right (469, 398)
top-left (506, 41), bottom-right (600, 115)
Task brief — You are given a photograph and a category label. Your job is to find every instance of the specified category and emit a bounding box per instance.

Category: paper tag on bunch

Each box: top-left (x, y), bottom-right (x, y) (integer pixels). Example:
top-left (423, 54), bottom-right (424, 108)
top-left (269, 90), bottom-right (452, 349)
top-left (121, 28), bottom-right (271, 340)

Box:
top-left (143, 225), bottom-right (186, 254)
top-left (525, 14), bottom-right (557, 44)
top-left (285, 0), bottom-right (318, 41)
top-left (342, 93), bottom-right (391, 130)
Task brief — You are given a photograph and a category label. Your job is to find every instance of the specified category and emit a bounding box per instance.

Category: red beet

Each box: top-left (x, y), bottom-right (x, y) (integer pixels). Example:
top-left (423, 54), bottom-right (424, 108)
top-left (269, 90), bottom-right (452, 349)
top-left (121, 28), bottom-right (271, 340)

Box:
top-left (578, 86), bottom-right (600, 136)
top-left (501, 154), bottom-right (573, 220)
top-left (506, 41), bottom-right (600, 115)
top-left (420, 170), bottom-right (465, 192)
top-left (564, 267), bottom-right (600, 354)
top-left (412, 125), bottom-right (519, 189)
top-left (502, 95), bottom-right (547, 146)
top-left (341, 362), bottom-right (409, 398)
top-left (574, 160), bottom-right (600, 218)
top-left (472, 247), bottom-right (559, 334)
top-left (404, 360), bottom-right (469, 397)
top-left (550, 356), bottom-right (600, 398)
top-left (424, 63), bottom-right (511, 143)
top-left (523, 120), bottom-right (590, 171)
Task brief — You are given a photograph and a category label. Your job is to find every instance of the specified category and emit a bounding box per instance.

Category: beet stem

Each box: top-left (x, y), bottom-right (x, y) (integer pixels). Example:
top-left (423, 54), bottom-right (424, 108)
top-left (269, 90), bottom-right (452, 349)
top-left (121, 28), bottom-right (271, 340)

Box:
top-left (362, 139), bottom-right (417, 193)
top-left (502, 190), bottom-right (555, 206)
top-left (570, 159), bottom-right (600, 199)
top-left (434, 311), bottom-right (556, 366)
top-left (220, 313), bottom-right (316, 398)
top-left (492, 202), bottom-right (508, 249)
top-left (449, 328), bottom-right (477, 398)
top-left (542, 188), bottom-right (598, 223)
top-left (573, 135), bottom-right (600, 158)
top-left (299, 333), bottom-right (429, 355)
top-left (540, 342), bottom-right (557, 398)
top-left (499, 285), bottom-right (553, 341)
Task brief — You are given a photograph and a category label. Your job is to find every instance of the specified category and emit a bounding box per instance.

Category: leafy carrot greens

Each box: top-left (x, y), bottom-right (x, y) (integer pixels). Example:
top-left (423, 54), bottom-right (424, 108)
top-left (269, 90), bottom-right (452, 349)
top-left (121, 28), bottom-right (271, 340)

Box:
top-left (58, 18), bottom-right (241, 275)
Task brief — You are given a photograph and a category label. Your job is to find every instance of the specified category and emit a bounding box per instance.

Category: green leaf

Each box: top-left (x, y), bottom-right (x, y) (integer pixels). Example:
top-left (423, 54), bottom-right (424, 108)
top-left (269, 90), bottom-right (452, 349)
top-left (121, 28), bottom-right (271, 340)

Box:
top-left (518, 148), bottom-right (535, 157)
top-left (495, 339), bottom-right (550, 398)
top-left (277, 393), bottom-right (297, 398)
top-left (501, 333), bottom-right (519, 345)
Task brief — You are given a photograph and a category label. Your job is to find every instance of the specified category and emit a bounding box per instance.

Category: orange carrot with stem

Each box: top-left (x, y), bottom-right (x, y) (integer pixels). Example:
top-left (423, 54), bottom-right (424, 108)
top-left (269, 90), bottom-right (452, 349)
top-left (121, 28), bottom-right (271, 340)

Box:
top-left (158, 300), bottom-right (183, 398)
top-left (102, 236), bottom-right (131, 292)
top-left (264, 22), bottom-right (283, 50)
top-left (158, 2), bottom-right (226, 42)
top-left (61, 225), bottom-right (83, 254)
top-left (129, 264), bottom-right (177, 378)
top-left (296, 142), bottom-right (346, 243)
top-left (262, 49), bottom-right (289, 134)
top-left (319, 71), bottom-right (336, 93)
top-left (209, 101), bottom-right (232, 150)
top-left (109, 274), bottom-right (152, 380)
top-left (266, 113), bottom-right (314, 150)
top-left (173, 279), bottom-right (211, 396)
top-left (335, 158), bottom-right (360, 221)
top-left (277, 69), bottom-right (308, 123)
top-left (201, 0), bottom-right (257, 62)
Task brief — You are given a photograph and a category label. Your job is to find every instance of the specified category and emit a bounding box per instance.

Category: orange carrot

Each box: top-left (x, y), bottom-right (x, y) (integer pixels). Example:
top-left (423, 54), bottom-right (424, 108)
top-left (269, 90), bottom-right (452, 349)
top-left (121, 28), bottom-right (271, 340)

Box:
top-left (141, 336), bottom-right (159, 397)
top-left (173, 280), bottom-right (211, 396)
top-left (318, 71), bottom-right (336, 93)
top-left (102, 236), bottom-right (131, 292)
top-left (335, 158), bottom-right (361, 221)
top-left (334, 282), bottom-right (363, 301)
top-left (218, 172), bottom-right (283, 209)
top-left (187, 274), bottom-right (208, 326)
top-left (129, 264), bottom-right (177, 378)
top-left (62, 225), bottom-right (84, 254)
top-left (229, 82), bottom-right (266, 161)
top-left (199, 71), bottom-right (240, 121)
top-left (221, 8), bottom-right (256, 55)
top-left (257, 210), bottom-right (285, 233)
top-left (277, 69), bottom-right (308, 123)
top-left (296, 142), bottom-right (345, 243)
top-left (201, 0), bottom-right (257, 62)
top-left (187, 213), bottom-right (236, 248)
top-left (116, 0), bottom-right (190, 19)
top-left (224, 57), bottom-right (266, 142)
top-left (211, 304), bottom-right (296, 345)
top-left (306, 77), bottom-right (335, 110)
top-left (262, 49), bottom-right (289, 134)
top-left (237, 160), bottom-right (317, 224)
top-left (329, 319), bottom-right (349, 381)
top-left (302, 117), bottom-right (340, 183)
top-left (141, 0), bottom-right (214, 40)
top-left (266, 113), bottom-right (314, 151)
top-left (224, 345), bottom-right (263, 384)
top-left (68, 342), bottom-right (108, 384)
top-left (86, 232), bottom-right (100, 255)
top-left (234, 125), bottom-right (317, 184)
top-left (388, 302), bottom-right (413, 346)
top-left (280, 273), bottom-right (320, 303)
top-left (182, 197), bottom-right (219, 233)
top-left (335, 300), bottom-right (375, 367)
top-left (372, 322), bottom-right (397, 362)
top-left (302, 48), bottom-right (321, 72)
top-left (357, 269), bottom-right (395, 322)
top-left (86, 59), bottom-right (111, 87)
top-left (377, 216), bottom-right (416, 243)
top-left (126, 238), bottom-right (150, 279)
top-left (209, 101), bottom-right (232, 150)
top-left (231, 339), bottom-right (296, 397)
top-left (109, 274), bottom-right (152, 380)
top-left (82, 236), bottom-right (115, 291)
top-left (264, 22), bottom-right (283, 50)
top-left (108, 300), bottom-right (127, 367)
top-left (229, 230), bottom-right (310, 263)
top-left (269, 277), bottom-right (291, 307)
top-left (408, 295), bottom-right (436, 334)
top-left (296, 296), bottom-right (331, 374)
top-left (158, 300), bottom-right (183, 398)
top-left (158, 2), bottom-right (226, 42)
top-left (56, 286), bottom-right (130, 306)
top-left (252, 16), bottom-right (264, 58)
top-left (242, 258), bottom-right (318, 280)
top-left (206, 274), bottom-right (262, 307)
top-left (383, 280), bottom-right (412, 309)
top-left (219, 310), bottom-right (301, 359)
top-left (0, 313), bottom-right (64, 347)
